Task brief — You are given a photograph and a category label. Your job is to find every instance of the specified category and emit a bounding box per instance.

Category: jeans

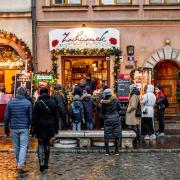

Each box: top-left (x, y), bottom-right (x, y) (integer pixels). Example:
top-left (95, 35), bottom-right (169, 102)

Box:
top-left (72, 122), bottom-right (81, 131)
top-left (37, 138), bottom-right (50, 167)
top-left (86, 122), bottom-right (93, 130)
top-left (11, 129), bottom-right (29, 166)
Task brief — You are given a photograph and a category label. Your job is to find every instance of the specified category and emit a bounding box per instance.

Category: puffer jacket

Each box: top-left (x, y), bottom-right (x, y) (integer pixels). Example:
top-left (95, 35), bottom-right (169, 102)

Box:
top-left (32, 94), bottom-right (59, 139)
top-left (4, 95), bottom-right (32, 129)
top-left (100, 96), bottom-right (121, 139)
top-left (81, 93), bottom-right (96, 123)
top-left (70, 100), bottom-right (84, 123)
top-left (141, 84), bottom-right (156, 118)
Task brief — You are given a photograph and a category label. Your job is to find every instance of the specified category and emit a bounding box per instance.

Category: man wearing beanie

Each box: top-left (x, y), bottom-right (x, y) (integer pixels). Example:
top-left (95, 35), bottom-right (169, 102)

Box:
top-left (4, 86), bottom-right (32, 172)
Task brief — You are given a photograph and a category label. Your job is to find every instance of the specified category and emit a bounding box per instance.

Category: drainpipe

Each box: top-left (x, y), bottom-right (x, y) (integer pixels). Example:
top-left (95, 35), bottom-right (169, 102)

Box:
top-left (31, 0), bottom-right (37, 72)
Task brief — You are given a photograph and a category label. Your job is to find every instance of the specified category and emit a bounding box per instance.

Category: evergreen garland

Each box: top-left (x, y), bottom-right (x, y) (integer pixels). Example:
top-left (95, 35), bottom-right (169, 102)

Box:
top-left (0, 29), bottom-right (33, 72)
top-left (51, 47), bottom-right (122, 93)
top-left (176, 70), bottom-right (180, 101)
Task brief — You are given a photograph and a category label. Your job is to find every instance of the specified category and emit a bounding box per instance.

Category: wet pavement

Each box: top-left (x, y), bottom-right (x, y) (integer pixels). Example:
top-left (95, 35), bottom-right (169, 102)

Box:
top-left (0, 152), bottom-right (179, 180)
top-left (0, 136), bottom-right (180, 151)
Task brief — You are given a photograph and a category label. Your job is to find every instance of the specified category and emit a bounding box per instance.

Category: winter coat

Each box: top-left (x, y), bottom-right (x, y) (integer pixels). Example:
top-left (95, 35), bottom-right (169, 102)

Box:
top-left (70, 100), bottom-right (84, 123)
top-left (156, 91), bottom-right (166, 110)
top-left (81, 93), bottom-right (96, 123)
top-left (141, 84), bottom-right (156, 118)
top-left (32, 94), bottom-right (59, 139)
top-left (126, 94), bottom-right (140, 126)
top-left (100, 96), bottom-right (121, 139)
top-left (4, 95), bottom-right (32, 130)
top-left (52, 93), bottom-right (66, 118)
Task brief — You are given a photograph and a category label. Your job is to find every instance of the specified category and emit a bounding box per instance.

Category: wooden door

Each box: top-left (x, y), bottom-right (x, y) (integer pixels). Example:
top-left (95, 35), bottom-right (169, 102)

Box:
top-left (154, 61), bottom-right (179, 116)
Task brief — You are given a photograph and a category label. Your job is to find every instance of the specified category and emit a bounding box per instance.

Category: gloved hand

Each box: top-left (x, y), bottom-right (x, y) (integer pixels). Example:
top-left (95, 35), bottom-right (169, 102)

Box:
top-left (5, 128), bottom-right (10, 136)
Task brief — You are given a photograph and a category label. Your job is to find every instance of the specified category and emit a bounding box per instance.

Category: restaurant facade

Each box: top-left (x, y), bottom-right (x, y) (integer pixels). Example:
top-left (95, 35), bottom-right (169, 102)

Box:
top-left (36, 0), bottom-right (180, 120)
top-left (0, 0), bottom-right (33, 122)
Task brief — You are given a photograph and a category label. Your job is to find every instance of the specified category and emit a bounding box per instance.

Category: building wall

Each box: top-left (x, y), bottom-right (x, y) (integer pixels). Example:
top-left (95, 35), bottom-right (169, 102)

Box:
top-left (0, 0), bottom-right (32, 51)
top-left (36, 0), bottom-right (180, 79)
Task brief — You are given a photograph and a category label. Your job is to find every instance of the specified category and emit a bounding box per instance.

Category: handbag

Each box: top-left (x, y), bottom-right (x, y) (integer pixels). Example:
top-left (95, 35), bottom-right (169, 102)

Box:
top-left (135, 97), bottom-right (142, 118)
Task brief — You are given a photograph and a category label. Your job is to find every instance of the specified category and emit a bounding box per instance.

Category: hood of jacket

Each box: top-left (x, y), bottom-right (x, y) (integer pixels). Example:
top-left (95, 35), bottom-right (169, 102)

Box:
top-left (146, 84), bottom-right (154, 93)
top-left (100, 95), bottom-right (116, 105)
top-left (81, 93), bottom-right (91, 101)
top-left (73, 100), bottom-right (82, 108)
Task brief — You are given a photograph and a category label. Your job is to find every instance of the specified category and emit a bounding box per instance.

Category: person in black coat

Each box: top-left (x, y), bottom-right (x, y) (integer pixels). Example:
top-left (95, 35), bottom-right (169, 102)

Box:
top-left (31, 87), bottom-right (59, 171)
top-left (100, 88), bottom-right (122, 155)
top-left (52, 84), bottom-right (67, 130)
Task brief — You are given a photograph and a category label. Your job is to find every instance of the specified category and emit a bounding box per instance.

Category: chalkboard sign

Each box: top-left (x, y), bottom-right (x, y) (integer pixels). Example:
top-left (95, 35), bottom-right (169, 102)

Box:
top-left (117, 74), bottom-right (131, 100)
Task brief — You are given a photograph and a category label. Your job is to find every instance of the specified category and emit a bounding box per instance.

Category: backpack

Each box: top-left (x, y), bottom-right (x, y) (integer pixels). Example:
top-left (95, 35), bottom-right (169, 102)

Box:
top-left (163, 96), bottom-right (169, 108)
top-left (71, 104), bottom-right (81, 122)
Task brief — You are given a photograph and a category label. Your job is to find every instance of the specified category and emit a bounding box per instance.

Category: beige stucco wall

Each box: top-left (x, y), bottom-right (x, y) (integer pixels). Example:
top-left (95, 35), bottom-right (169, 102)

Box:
top-left (0, 0), bottom-right (31, 11)
top-left (36, 25), bottom-right (180, 87)
top-left (36, 0), bottom-right (180, 21)
top-left (36, 0), bottom-right (180, 88)
top-left (0, 19), bottom-right (32, 51)
top-left (0, 0), bottom-right (32, 52)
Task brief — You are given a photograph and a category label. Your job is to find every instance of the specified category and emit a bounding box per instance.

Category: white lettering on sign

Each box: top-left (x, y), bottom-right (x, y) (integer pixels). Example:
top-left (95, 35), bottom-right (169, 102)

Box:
top-left (37, 75), bottom-right (53, 80)
top-left (0, 60), bottom-right (23, 69)
top-left (49, 28), bottom-right (120, 50)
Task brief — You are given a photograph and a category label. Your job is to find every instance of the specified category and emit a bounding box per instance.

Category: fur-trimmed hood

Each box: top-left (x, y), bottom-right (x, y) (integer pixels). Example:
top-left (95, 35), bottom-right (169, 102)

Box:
top-left (81, 93), bottom-right (92, 100)
top-left (100, 95), bottom-right (116, 104)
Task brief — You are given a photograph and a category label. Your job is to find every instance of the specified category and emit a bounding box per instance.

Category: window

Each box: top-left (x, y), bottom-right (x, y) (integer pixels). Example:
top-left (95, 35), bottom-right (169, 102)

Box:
top-left (52, 0), bottom-right (81, 5)
top-left (150, 0), bottom-right (180, 4)
top-left (100, 0), bottom-right (131, 5)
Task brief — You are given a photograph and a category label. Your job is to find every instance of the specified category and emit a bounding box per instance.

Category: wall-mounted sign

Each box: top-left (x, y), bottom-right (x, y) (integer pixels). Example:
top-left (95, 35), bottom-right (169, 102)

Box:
top-left (49, 28), bottom-right (120, 50)
top-left (0, 60), bottom-right (23, 69)
top-left (33, 73), bottom-right (54, 97)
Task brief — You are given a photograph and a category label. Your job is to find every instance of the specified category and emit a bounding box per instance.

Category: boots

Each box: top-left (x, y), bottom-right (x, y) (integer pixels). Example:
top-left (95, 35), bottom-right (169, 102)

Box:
top-left (115, 138), bottom-right (119, 155)
top-left (44, 145), bottom-right (50, 169)
top-left (105, 139), bottom-right (110, 155)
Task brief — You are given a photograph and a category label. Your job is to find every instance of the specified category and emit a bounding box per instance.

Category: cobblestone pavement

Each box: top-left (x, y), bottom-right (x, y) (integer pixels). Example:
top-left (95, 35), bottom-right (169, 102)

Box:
top-left (0, 152), bottom-right (179, 180)
top-left (0, 136), bottom-right (180, 151)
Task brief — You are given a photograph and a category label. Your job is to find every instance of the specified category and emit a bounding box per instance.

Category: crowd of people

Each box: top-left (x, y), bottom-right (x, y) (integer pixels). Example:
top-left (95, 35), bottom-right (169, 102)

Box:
top-left (3, 73), bottom-right (168, 172)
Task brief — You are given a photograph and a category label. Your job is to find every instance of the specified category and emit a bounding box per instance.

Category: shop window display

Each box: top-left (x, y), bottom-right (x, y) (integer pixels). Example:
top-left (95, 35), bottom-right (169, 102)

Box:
top-left (63, 57), bottom-right (108, 90)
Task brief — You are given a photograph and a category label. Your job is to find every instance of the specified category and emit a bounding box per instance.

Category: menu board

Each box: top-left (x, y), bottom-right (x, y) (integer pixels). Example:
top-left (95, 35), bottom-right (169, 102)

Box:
top-left (117, 74), bottom-right (131, 100)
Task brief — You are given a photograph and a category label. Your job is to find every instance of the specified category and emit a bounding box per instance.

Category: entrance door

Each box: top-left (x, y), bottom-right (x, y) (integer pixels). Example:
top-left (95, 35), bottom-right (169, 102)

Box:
top-left (154, 60), bottom-right (179, 116)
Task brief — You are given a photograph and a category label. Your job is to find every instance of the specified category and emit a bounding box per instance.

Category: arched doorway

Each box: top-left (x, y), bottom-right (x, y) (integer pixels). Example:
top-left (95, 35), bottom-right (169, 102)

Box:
top-left (154, 60), bottom-right (179, 116)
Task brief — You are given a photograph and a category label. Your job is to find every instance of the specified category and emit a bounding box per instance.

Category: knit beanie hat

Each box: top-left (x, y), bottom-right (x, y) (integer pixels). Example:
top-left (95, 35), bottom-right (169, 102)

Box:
top-left (16, 86), bottom-right (26, 96)
top-left (40, 87), bottom-right (48, 95)
top-left (73, 94), bottom-right (80, 101)
top-left (103, 88), bottom-right (112, 96)
top-left (54, 84), bottom-right (62, 90)
top-left (129, 84), bottom-right (138, 93)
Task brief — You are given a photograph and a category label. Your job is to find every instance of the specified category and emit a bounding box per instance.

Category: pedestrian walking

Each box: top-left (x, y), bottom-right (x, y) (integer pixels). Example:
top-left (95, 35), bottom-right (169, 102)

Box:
top-left (100, 88), bottom-right (122, 155)
top-left (126, 84), bottom-right (141, 145)
top-left (4, 86), bottom-right (32, 172)
top-left (31, 87), bottom-right (59, 171)
top-left (81, 87), bottom-right (96, 130)
top-left (155, 84), bottom-right (168, 137)
top-left (141, 84), bottom-right (156, 140)
top-left (70, 94), bottom-right (84, 131)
